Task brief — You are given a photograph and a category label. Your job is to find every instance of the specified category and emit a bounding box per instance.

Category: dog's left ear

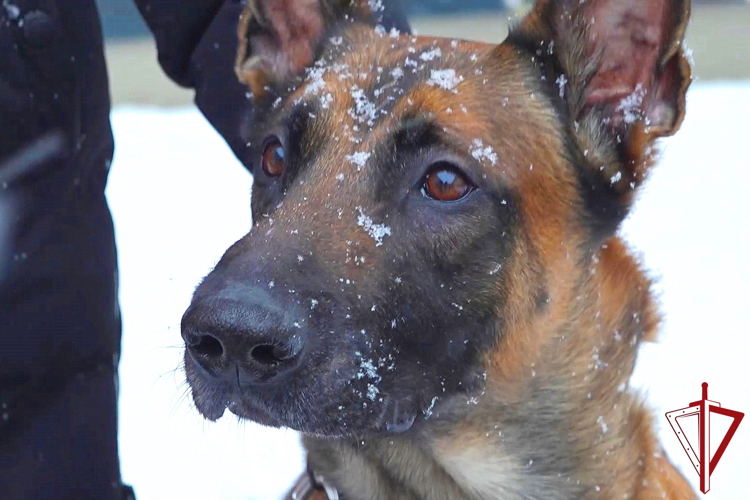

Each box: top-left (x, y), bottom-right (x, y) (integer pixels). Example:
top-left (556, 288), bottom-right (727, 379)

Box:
top-left (514, 0), bottom-right (692, 234)
top-left (235, 0), bottom-right (378, 99)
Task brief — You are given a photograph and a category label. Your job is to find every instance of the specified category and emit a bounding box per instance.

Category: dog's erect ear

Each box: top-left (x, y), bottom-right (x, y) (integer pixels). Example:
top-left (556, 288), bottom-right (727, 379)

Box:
top-left (235, 0), bottom-right (379, 99)
top-left (514, 0), bottom-right (691, 233)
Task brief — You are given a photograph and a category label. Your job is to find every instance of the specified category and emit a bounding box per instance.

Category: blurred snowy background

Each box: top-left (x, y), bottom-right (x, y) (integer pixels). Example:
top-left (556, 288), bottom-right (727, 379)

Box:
top-left (103, 2), bottom-right (750, 499)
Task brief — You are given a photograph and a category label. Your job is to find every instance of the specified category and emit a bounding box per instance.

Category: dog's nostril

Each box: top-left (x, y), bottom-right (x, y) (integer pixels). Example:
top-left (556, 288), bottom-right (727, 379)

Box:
top-left (191, 335), bottom-right (224, 359)
top-left (250, 344), bottom-right (291, 366)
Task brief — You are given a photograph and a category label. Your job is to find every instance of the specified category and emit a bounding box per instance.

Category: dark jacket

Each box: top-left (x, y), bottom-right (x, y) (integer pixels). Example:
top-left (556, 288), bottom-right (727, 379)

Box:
top-left (135, 0), bottom-right (409, 166)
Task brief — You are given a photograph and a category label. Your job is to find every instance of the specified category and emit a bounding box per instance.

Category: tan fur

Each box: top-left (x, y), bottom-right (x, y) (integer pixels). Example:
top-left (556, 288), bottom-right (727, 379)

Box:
top-left (293, 39), bottom-right (694, 495)
top-left (231, 1), bottom-right (697, 499)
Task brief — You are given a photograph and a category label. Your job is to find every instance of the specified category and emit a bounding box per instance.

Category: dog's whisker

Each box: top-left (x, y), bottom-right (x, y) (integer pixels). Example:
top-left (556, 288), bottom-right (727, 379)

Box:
top-left (153, 359), bottom-right (186, 388)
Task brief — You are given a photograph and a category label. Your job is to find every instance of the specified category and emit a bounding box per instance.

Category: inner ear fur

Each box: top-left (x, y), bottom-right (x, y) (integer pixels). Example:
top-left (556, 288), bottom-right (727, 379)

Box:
top-left (235, 0), bottom-right (379, 99)
top-left (513, 0), bottom-right (691, 210)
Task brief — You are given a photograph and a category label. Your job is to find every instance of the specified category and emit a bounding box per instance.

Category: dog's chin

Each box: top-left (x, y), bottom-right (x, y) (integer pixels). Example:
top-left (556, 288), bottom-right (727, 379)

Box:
top-left (185, 354), bottom-right (438, 437)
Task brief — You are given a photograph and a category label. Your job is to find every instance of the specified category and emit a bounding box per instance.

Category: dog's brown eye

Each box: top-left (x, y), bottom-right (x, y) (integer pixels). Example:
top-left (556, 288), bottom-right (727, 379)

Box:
top-left (422, 163), bottom-right (471, 202)
top-left (261, 138), bottom-right (285, 177)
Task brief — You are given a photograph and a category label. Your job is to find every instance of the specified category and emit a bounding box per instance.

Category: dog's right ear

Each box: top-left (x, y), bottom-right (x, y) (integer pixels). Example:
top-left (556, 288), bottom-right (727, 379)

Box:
top-left (235, 0), bottom-right (377, 99)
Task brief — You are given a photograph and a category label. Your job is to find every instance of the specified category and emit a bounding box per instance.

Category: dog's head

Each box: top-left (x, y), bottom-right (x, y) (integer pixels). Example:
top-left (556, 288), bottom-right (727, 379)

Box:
top-left (181, 0), bottom-right (691, 437)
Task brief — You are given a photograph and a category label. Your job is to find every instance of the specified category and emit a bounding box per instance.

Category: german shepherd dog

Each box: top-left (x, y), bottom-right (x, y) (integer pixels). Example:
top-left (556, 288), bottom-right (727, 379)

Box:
top-left (180, 0), bottom-right (696, 497)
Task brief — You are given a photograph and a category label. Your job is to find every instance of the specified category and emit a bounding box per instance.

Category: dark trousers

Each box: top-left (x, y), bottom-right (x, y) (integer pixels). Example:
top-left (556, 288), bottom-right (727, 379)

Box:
top-left (0, 1), bottom-right (124, 498)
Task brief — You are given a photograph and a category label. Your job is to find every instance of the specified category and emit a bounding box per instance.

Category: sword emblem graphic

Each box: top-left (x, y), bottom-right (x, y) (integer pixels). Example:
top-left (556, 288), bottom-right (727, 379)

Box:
top-left (665, 383), bottom-right (744, 494)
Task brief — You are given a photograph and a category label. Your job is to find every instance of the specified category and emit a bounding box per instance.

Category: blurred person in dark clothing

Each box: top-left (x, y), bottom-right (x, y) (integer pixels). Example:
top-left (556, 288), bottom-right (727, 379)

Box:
top-left (0, 1), bottom-right (408, 498)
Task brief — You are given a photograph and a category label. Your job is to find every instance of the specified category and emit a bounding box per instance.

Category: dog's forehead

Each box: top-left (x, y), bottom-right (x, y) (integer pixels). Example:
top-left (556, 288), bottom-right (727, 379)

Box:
top-left (273, 26), bottom-right (565, 198)
top-left (291, 28), bottom-right (497, 129)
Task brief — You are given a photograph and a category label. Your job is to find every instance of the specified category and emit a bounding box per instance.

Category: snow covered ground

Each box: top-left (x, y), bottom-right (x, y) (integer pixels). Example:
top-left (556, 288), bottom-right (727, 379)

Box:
top-left (109, 81), bottom-right (750, 499)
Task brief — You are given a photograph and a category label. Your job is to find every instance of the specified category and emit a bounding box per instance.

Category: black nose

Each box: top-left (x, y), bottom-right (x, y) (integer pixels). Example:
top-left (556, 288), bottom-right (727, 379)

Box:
top-left (181, 286), bottom-right (306, 384)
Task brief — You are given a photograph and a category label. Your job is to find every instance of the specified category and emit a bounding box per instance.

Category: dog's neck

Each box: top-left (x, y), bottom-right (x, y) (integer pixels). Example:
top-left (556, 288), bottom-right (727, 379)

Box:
top-left (303, 402), bottom-right (683, 500)
top-left (303, 238), bottom-right (692, 499)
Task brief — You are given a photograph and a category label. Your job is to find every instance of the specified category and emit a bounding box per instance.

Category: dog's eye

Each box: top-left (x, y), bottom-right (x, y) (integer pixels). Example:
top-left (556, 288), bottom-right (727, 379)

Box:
top-left (261, 137), bottom-right (285, 177)
top-left (421, 163), bottom-right (472, 202)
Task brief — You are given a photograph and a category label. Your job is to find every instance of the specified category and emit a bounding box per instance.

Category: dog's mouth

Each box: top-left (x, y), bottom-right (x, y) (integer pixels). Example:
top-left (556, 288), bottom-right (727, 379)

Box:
top-left (187, 375), bottom-right (287, 428)
top-left (184, 353), bottom-right (286, 427)
top-left (229, 392), bottom-right (419, 434)
top-left (195, 388), bottom-right (420, 436)
top-left (184, 349), bottom-right (433, 436)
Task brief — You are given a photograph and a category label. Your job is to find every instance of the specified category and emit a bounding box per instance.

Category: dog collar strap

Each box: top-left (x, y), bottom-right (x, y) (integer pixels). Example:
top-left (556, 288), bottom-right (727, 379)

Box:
top-left (289, 466), bottom-right (340, 500)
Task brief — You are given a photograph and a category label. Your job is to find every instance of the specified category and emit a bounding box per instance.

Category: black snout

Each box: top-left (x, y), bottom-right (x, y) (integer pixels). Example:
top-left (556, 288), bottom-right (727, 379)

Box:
top-left (181, 286), bottom-right (306, 384)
